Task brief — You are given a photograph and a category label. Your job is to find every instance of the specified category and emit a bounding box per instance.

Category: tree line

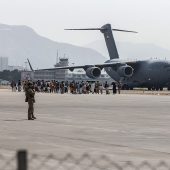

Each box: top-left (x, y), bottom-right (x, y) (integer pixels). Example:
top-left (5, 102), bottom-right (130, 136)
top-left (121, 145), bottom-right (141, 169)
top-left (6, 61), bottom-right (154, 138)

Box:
top-left (0, 70), bottom-right (21, 82)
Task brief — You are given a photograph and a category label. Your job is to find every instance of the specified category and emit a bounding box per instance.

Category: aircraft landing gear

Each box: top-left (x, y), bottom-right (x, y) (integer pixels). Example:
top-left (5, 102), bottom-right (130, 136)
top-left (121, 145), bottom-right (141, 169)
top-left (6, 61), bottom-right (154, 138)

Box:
top-left (159, 87), bottom-right (163, 91)
top-left (148, 87), bottom-right (151, 91)
top-left (122, 84), bottom-right (129, 90)
top-left (151, 86), bottom-right (163, 91)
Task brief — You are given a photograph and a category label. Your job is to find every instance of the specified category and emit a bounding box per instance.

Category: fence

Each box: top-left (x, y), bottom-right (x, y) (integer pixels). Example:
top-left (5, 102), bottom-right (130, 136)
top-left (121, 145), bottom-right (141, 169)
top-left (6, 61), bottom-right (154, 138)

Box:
top-left (0, 150), bottom-right (170, 170)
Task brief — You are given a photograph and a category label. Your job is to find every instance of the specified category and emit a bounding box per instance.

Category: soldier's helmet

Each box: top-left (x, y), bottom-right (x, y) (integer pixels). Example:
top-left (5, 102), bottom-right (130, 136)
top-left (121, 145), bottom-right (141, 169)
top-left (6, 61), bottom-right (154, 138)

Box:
top-left (28, 82), bottom-right (33, 87)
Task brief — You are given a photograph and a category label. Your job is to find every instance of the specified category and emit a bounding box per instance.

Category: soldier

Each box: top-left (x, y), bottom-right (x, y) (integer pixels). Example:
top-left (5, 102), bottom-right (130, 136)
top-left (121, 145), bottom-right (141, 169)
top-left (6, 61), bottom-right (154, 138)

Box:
top-left (25, 82), bottom-right (36, 120)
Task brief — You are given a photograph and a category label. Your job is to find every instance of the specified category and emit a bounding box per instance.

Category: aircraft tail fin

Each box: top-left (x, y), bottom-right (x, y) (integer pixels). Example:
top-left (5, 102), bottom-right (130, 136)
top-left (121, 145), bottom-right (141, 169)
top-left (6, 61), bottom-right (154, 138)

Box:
top-left (65, 24), bottom-right (137, 60)
top-left (27, 58), bottom-right (34, 71)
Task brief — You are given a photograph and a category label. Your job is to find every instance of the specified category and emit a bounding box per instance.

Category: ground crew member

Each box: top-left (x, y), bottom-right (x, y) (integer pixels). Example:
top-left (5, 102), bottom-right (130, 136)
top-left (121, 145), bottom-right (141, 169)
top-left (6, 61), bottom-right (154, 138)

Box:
top-left (26, 82), bottom-right (36, 120)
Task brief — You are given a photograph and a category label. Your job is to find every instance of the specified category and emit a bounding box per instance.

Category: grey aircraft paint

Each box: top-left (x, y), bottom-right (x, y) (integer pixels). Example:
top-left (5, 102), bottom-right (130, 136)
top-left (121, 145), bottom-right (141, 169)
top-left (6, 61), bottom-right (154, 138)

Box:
top-left (30, 23), bottom-right (170, 90)
top-left (99, 24), bottom-right (170, 90)
top-left (100, 24), bottom-right (119, 59)
top-left (105, 59), bottom-right (170, 90)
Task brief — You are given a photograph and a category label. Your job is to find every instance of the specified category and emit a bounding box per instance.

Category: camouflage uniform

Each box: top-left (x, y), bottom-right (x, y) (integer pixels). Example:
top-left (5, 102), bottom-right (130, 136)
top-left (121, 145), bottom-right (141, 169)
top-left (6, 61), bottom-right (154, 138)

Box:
top-left (25, 83), bottom-right (36, 120)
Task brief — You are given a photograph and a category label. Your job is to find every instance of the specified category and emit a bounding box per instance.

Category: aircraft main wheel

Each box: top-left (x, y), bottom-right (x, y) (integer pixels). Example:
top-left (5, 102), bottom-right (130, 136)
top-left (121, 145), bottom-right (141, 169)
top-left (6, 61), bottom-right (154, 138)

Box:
top-left (152, 87), bottom-right (155, 91)
top-left (148, 87), bottom-right (151, 91)
top-left (121, 85), bottom-right (125, 90)
top-left (122, 85), bottom-right (129, 90)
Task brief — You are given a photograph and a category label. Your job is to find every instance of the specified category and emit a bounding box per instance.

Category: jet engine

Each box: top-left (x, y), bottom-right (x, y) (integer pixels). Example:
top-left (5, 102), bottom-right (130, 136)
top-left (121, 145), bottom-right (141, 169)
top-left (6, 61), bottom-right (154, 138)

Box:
top-left (86, 67), bottom-right (101, 79)
top-left (117, 65), bottom-right (133, 77)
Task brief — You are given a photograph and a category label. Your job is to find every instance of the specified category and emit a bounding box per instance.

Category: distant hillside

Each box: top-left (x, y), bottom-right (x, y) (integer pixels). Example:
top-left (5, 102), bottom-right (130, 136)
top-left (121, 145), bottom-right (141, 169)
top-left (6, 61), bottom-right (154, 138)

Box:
top-left (0, 24), bottom-right (106, 68)
top-left (85, 40), bottom-right (170, 60)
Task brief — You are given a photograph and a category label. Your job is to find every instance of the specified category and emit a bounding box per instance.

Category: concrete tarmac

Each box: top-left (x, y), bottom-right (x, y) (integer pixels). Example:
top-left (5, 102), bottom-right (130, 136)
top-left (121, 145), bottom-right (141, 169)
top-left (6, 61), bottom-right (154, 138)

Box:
top-left (0, 90), bottom-right (170, 161)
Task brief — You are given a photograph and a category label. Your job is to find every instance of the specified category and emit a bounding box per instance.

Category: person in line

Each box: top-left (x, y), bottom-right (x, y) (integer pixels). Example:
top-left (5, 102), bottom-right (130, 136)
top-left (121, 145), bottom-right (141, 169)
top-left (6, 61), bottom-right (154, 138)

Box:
top-left (95, 81), bottom-right (100, 94)
top-left (117, 82), bottom-right (121, 94)
top-left (99, 83), bottom-right (103, 94)
top-left (104, 81), bottom-right (110, 94)
top-left (111, 81), bottom-right (117, 94)
top-left (17, 80), bottom-right (22, 92)
top-left (11, 80), bottom-right (16, 92)
top-left (91, 81), bottom-right (95, 94)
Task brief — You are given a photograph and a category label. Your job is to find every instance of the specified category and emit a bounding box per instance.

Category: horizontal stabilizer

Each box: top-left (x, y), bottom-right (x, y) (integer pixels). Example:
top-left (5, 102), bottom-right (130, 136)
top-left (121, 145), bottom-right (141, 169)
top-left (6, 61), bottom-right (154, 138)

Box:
top-left (65, 28), bottom-right (137, 33)
top-left (112, 29), bottom-right (137, 33)
top-left (65, 24), bottom-right (138, 60)
top-left (65, 28), bottom-right (101, 30)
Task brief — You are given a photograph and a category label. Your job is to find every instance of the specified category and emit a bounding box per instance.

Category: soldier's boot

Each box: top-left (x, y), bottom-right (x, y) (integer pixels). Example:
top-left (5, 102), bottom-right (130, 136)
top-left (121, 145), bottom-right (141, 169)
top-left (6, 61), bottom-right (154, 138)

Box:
top-left (32, 116), bottom-right (36, 119)
top-left (28, 113), bottom-right (34, 120)
top-left (28, 117), bottom-right (34, 120)
top-left (32, 114), bottom-right (36, 119)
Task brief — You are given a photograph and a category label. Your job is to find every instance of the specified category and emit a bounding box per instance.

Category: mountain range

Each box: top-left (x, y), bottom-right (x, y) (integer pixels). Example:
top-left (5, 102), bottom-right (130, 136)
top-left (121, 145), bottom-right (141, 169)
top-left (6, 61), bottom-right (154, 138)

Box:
top-left (0, 24), bottom-right (106, 68)
top-left (0, 23), bottom-right (170, 70)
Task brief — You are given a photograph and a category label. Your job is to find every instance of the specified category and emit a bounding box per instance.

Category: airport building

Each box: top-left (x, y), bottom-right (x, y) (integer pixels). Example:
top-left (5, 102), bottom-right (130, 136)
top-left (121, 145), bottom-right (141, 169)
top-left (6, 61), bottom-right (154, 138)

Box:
top-left (0, 57), bottom-right (24, 71)
top-left (21, 58), bottom-right (111, 82)
top-left (33, 58), bottom-right (69, 81)
top-left (21, 58), bottom-right (69, 81)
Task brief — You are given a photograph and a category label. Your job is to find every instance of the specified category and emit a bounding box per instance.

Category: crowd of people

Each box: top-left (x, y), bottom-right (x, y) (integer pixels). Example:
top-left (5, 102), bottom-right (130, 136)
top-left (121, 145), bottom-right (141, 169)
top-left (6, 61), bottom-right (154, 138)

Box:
top-left (10, 80), bottom-right (121, 94)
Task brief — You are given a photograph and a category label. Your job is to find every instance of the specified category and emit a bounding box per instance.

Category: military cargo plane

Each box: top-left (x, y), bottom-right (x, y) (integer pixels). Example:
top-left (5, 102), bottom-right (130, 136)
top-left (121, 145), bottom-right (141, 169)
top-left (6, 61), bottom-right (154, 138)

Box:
top-left (28, 24), bottom-right (170, 90)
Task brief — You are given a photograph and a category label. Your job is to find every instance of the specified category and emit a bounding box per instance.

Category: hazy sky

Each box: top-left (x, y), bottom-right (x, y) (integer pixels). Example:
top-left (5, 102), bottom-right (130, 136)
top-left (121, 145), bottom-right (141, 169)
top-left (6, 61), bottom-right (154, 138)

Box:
top-left (0, 0), bottom-right (170, 49)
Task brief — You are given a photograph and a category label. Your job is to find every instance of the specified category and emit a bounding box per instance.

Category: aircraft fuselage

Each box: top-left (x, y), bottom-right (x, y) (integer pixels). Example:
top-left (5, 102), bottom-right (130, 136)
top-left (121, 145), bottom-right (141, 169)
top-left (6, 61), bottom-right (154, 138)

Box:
top-left (105, 59), bottom-right (170, 89)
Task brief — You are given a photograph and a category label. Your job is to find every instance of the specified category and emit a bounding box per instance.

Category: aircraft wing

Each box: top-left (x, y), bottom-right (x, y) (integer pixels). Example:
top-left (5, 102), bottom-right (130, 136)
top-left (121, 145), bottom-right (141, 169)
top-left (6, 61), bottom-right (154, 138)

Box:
top-left (34, 63), bottom-right (120, 72)
top-left (34, 60), bottom-right (137, 72)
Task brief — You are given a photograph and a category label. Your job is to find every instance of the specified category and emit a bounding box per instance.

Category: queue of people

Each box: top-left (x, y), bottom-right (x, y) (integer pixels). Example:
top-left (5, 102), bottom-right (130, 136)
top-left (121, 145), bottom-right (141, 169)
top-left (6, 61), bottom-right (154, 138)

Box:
top-left (11, 80), bottom-right (120, 120)
top-left (11, 80), bottom-right (121, 94)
